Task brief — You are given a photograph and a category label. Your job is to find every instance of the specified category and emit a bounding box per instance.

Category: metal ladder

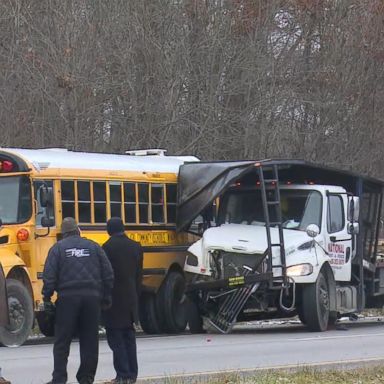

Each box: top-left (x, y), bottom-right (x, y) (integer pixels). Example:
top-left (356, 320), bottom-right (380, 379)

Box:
top-left (257, 164), bottom-right (287, 286)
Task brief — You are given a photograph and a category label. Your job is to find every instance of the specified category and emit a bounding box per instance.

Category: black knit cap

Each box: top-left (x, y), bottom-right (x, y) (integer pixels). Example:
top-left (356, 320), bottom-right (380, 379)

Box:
top-left (107, 217), bottom-right (125, 236)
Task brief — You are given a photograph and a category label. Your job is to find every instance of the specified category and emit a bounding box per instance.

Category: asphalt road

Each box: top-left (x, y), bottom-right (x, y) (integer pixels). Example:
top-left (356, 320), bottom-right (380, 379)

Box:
top-left (2, 320), bottom-right (384, 384)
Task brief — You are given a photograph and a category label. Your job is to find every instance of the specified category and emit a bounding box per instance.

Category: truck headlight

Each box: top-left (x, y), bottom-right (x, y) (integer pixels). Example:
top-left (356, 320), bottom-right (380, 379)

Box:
top-left (286, 263), bottom-right (313, 276)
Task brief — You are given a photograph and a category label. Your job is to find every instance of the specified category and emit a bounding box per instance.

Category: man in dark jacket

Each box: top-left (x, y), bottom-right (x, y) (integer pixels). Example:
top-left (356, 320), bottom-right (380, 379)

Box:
top-left (0, 264), bottom-right (8, 331)
top-left (102, 217), bottom-right (143, 384)
top-left (43, 217), bottom-right (114, 384)
top-left (0, 264), bottom-right (11, 384)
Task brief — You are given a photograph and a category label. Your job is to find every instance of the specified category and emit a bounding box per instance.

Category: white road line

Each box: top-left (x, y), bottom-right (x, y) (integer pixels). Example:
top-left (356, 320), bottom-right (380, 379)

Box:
top-left (285, 331), bottom-right (384, 342)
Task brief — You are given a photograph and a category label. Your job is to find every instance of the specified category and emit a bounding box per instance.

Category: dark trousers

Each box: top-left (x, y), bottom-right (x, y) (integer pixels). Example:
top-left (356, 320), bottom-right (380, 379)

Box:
top-left (106, 327), bottom-right (138, 381)
top-left (52, 295), bottom-right (100, 384)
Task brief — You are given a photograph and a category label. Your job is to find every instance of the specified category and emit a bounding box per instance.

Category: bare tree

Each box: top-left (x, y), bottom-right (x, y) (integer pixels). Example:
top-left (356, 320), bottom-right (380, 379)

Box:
top-left (0, 0), bottom-right (383, 177)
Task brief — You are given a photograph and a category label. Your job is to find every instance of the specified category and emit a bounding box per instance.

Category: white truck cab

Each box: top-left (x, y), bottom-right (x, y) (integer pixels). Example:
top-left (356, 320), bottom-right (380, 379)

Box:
top-left (177, 160), bottom-right (382, 334)
top-left (185, 184), bottom-right (354, 283)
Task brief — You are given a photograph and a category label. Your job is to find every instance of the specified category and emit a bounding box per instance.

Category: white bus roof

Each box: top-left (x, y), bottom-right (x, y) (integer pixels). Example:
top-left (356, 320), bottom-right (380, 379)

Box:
top-left (0, 148), bottom-right (199, 173)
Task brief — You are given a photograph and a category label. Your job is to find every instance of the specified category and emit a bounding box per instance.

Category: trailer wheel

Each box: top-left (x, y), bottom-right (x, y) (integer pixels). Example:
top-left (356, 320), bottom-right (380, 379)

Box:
top-left (0, 279), bottom-right (34, 347)
top-left (186, 297), bottom-right (205, 334)
top-left (157, 271), bottom-right (187, 333)
top-left (139, 292), bottom-right (161, 334)
top-left (302, 271), bottom-right (330, 332)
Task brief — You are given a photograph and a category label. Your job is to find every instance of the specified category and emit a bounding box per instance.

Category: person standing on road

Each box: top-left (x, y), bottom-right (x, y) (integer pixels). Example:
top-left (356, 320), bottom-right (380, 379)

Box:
top-left (102, 217), bottom-right (143, 384)
top-left (42, 217), bottom-right (114, 384)
top-left (0, 264), bottom-right (11, 384)
top-left (0, 264), bottom-right (8, 336)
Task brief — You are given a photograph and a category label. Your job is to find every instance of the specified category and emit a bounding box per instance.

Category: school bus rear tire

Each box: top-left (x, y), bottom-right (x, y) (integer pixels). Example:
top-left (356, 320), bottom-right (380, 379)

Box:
top-left (157, 271), bottom-right (187, 333)
top-left (0, 279), bottom-right (34, 347)
top-left (139, 292), bottom-right (162, 334)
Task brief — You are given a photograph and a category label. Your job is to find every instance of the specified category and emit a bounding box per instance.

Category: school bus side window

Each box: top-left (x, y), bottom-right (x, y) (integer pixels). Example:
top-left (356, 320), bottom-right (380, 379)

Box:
top-left (93, 181), bottom-right (106, 223)
top-left (151, 184), bottom-right (164, 223)
top-left (138, 183), bottom-right (149, 224)
top-left (78, 181), bottom-right (91, 223)
top-left (124, 183), bottom-right (136, 223)
top-left (35, 180), bottom-right (55, 226)
top-left (61, 180), bottom-right (75, 219)
top-left (166, 184), bottom-right (177, 224)
top-left (110, 182), bottom-right (122, 218)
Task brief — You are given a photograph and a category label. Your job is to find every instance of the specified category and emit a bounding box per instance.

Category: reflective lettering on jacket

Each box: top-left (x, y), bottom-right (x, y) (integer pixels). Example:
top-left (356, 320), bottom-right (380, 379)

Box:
top-left (65, 248), bottom-right (91, 258)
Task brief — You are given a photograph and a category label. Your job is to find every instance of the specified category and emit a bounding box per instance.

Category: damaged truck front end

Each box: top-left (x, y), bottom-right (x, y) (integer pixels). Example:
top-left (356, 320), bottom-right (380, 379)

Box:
top-left (185, 239), bottom-right (274, 333)
top-left (176, 160), bottom-right (372, 334)
top-left (176, 160), bottom-right (299, 333)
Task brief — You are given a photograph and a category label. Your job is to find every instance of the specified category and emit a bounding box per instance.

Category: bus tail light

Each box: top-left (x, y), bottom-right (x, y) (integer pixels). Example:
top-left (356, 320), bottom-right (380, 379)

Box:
top-left (17, 228), bottom-right (29, 241)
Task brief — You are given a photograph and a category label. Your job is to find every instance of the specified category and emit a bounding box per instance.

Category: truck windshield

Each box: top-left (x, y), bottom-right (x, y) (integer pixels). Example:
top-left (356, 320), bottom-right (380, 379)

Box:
top-left (218, 189), bottom-right (322, 231)
top-left (0, 176), bottom-right (32, 224)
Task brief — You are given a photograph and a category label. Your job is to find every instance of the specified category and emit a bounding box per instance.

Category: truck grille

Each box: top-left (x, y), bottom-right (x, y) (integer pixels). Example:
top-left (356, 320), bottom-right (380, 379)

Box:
top-left (219, 252), bottom-right (265, 279)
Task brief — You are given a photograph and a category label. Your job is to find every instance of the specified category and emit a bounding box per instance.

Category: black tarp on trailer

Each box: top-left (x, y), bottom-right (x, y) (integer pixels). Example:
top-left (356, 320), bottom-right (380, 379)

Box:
top-left (176, 159), bottom-right (384, 232)
top-left (176, 160), bottom-right (256, 232)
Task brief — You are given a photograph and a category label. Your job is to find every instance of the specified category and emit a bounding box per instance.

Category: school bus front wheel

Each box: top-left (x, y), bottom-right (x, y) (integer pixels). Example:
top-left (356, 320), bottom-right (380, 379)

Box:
top-left (0, 279), bottom-right (34, 347)
top-left (139, 291), bottom-right (162, 334)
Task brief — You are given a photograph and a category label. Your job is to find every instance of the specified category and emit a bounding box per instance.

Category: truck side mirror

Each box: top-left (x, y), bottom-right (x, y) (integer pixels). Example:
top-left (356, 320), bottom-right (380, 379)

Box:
top-left (39, 186), bottom-right (53, 208)
top-left (352, 197), bottom-right (359, 222)
top-left (41, 217), bottom-right (54, 228)
top-left (347, 197), bottom-right (359, 222)
top-left (306, 224), bottom-right (320, 238)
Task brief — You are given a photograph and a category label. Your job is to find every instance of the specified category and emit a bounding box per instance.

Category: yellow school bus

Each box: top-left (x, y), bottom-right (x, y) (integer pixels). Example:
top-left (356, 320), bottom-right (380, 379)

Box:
top-left (0, 148), bottom-right (198, 346)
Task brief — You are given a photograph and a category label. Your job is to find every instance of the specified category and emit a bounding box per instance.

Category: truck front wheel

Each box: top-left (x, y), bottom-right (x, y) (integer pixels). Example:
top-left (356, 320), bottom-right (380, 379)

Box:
top-left (301, 271), bottom-right (330, 332)
top-left (0, 279), bottom-right (34, 347)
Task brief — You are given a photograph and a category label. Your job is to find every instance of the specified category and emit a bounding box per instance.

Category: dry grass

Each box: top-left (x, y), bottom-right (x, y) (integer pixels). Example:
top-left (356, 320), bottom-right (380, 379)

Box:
top-left (126, 366), bottom-right (384, 384)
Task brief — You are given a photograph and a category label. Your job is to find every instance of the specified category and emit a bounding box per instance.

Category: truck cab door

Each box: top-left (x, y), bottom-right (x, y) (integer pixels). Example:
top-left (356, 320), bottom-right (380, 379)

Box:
top-left (325, 193), bottom-right (352, 282)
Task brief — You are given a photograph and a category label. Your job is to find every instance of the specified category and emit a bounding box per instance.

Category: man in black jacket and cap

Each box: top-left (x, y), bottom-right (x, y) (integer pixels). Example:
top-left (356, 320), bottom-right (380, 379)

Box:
top-left (102, 217), bottom-right (143, 384)
top-left (0, 264), bottom-right (11, 384)
top-left (0, 264), bottom-right (8, 336)
top-left (43, 217), bottom-right (114, 384)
